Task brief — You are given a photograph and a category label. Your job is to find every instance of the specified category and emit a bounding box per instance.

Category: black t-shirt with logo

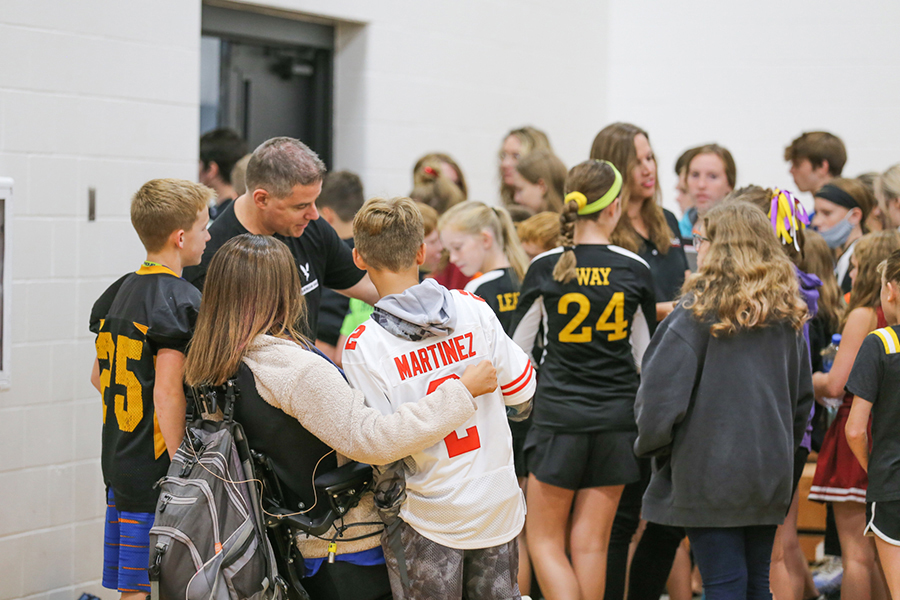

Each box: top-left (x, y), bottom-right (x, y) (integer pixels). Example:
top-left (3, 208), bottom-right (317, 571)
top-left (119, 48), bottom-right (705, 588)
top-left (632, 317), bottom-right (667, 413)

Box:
top-left (637, 209), bottom-right (689, 303)
top-left (183, 202), bottom-right (365, 338)
top-left (317, 238), bottom-right (355, 346)
top-left (846, 325), bottom-right (900, 502)
top-left (90, 265), bottom-right (201, 512)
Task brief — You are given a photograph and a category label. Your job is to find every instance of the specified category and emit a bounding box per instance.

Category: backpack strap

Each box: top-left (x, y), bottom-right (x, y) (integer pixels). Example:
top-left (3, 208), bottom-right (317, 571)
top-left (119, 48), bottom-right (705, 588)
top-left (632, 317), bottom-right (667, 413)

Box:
top-left (148, 539), bottom-right (168, 600)
top-left (222, 378), bottom-right (237, 423)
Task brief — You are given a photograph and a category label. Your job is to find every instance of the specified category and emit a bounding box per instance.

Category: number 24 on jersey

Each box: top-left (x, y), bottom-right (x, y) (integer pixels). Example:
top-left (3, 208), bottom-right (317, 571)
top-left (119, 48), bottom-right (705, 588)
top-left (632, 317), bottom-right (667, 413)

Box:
top-left (558, 292), bottom-right (628, 343)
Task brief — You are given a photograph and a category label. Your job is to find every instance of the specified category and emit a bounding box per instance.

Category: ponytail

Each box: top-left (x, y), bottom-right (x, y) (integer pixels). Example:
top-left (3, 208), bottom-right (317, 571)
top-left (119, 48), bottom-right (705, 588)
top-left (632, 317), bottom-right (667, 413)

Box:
top-left (552, 200), bottom-right (579, 283)
top-left (493, 206), bottom-right (530, 281)
top-left (552, 160), bottom-right (622, 284)
top-left (439, 201), bottom-right (529, 282)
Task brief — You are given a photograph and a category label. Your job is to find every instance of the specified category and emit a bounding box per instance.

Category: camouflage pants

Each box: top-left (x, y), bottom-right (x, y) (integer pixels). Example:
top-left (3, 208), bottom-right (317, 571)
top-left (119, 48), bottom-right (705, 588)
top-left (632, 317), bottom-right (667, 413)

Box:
top-left (382, 520), bottom-right (521, 600)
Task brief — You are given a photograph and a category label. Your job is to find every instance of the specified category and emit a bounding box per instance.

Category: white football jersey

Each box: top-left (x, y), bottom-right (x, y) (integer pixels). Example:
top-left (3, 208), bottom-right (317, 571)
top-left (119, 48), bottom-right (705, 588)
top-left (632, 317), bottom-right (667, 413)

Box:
top-left (342, 289), bottom-right (536, 549)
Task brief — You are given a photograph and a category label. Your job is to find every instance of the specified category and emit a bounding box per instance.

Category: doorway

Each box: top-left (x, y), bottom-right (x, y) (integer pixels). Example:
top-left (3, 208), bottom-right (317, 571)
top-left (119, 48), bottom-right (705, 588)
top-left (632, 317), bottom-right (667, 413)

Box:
top-left (200, 4), bottom-right (334, 166)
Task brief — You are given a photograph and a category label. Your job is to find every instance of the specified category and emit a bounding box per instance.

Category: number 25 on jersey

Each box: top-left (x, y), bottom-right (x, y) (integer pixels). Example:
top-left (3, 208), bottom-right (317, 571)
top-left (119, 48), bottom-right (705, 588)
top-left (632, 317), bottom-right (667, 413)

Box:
top-left (427, 374), bottom-right (481, 458)
top-left (558, 292), bottom-right (628, 343)
top-left (96, 331), bottom-right (144, 432)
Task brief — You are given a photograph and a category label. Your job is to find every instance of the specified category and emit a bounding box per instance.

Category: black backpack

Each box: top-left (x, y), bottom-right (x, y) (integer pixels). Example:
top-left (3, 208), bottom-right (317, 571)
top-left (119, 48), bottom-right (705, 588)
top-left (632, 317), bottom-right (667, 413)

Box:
top-left (148, 380), bottom-right (287, 600)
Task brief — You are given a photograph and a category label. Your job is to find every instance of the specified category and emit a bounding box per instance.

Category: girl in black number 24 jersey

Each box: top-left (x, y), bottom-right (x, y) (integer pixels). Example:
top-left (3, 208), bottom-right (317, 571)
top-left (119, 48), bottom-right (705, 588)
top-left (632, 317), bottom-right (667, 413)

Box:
top-left (510, 160), bottom-right (657, 600)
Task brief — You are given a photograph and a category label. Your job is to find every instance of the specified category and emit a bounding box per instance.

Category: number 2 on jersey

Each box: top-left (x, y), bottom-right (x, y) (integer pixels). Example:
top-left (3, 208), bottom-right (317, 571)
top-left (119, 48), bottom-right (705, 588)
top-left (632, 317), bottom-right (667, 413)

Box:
top-left (558, 292), bottom-right (628, 343)
top-left (427, 374), bottom-right (481, 458)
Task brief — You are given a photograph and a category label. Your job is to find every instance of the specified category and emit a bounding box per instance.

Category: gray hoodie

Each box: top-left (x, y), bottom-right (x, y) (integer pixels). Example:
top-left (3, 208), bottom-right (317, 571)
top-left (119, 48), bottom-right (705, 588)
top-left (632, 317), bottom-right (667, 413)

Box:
top-left (633, 301), bottom-right (814, 528)
top-left (372, 278), bottom-right (457, 341)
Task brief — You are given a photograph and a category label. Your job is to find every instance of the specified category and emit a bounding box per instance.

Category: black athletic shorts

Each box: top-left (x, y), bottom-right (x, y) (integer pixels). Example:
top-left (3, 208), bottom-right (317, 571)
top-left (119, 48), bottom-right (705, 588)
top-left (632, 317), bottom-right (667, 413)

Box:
top-left (524, 425), bottom-right (640, 490)
top-left (510, 417), bottom-right (532, 479)
top-left (866, 500), bottom-right (900, 547)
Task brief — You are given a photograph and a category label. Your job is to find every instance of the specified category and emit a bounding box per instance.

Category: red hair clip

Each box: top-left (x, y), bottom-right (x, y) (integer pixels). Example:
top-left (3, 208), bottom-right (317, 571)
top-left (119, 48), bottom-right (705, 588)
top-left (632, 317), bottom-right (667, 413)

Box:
top-left (423, 166), bottom-right (437, 177)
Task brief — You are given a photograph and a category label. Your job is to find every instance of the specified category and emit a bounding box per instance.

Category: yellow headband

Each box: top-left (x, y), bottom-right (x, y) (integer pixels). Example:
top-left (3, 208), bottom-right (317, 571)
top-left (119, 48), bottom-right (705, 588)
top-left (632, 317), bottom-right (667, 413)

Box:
top-left (564, 161), bottom-right (623, 215)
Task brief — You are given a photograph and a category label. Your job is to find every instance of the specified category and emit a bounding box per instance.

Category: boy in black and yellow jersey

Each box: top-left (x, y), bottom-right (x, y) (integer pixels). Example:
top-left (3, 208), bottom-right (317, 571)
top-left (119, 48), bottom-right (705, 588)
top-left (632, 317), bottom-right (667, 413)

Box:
top-left (89, 179), bottom-right (212, 600)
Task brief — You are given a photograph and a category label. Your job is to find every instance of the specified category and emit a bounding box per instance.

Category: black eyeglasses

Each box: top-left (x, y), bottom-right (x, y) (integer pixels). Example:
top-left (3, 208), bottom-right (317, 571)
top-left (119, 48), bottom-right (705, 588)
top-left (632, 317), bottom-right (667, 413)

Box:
top-left (691, 230), bottom-right (709, 247)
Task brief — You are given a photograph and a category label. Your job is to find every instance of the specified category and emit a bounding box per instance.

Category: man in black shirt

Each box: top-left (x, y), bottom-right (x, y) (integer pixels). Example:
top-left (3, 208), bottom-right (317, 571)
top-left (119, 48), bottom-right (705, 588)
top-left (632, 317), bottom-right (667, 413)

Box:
top-left (184, 137), bottom-right (378, 337)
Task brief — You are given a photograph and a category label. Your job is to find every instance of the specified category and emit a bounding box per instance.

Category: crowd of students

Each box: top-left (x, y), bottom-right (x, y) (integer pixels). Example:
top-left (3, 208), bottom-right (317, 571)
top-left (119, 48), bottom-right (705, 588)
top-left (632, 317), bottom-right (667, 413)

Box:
top-left (90, 124), bottom-right (900, 600)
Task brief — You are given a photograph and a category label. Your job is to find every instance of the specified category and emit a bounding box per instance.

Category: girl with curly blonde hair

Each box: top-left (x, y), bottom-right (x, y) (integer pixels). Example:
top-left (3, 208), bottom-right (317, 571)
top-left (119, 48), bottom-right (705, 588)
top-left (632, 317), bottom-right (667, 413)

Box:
top-left (634, 201), bottom-right (814, 600)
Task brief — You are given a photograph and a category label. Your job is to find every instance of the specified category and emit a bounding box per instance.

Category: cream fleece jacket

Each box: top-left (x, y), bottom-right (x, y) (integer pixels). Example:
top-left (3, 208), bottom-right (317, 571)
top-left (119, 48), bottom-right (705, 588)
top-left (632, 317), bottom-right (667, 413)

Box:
top-left (243, 334), bottom-right (478, 558)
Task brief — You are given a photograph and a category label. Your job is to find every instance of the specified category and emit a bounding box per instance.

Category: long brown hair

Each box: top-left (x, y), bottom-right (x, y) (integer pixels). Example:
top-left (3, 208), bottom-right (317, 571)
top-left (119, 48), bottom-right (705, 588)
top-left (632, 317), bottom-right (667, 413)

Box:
top-left (802, 230), bottom-right (844, 334)
top-left (184, 234), bottom-right (308, 386)
top-left (845, 231), bottom-right (900, 322)
top-left (590, 122), bottom-right (672, 255)
top-left (553, 160), bottom-right (619, 284)
top-left (682, 202), bottom-right (808, 336)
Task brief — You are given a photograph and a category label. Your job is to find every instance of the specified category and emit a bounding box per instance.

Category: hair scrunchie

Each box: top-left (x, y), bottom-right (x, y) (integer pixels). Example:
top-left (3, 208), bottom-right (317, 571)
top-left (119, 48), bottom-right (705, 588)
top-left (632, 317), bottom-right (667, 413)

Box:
top-left (564, 191), bottom-right (588, 212)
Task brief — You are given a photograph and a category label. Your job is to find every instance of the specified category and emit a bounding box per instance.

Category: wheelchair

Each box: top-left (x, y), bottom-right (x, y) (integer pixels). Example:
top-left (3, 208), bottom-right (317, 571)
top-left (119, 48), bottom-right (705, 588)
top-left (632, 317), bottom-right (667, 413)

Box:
top-left (192, 376), bottom-right (392, 600)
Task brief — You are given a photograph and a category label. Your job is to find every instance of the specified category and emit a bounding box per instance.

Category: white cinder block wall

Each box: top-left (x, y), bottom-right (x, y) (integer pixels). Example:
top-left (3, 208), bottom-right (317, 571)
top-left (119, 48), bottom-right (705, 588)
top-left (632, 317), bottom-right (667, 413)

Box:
top-left (606, 0), bottom-right (900, 212)
top-left (0, 2), bottom-right (200, 598)
top-left (4, 0), bottom-right (900, 598)
top-left (268, 0), bottom-right (612, 202)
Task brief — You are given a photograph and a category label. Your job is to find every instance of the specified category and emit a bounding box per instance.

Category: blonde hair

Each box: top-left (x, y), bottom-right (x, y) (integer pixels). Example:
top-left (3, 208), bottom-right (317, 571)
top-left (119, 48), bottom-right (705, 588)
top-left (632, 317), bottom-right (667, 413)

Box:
top-left (517, 211), bottom-right (561, 254)
top-left (185, 235), bottom-right (308, 386)
top-left (353, 197), bottom-right (424, 272)
top-left (515, 149), bottom-right (567, 213)
top-left (499, 126), bottom-right (551, 207)
top-left (682, 202), bottom-right (808, 336)
top-left (411, 158), bottom-right (465, 214)
top-left (801, 230), bottom-right (844, 334)
top-left (553, 160), bottom-right (619, 284)
top-left (417, 202), bottom-right (439, 237)
top-left (231, 154), bottom-right (251, 196)
top-left (590, 122), bottom-right (672, 255)
top-left (876, 164), bottom-right (900, 206)
top-left (131, 178), bottom-right (213, 253)
top-left (880, 249), bottom-right (900, 287)
top-left (845, 231), bottom-right (900, 320)
top-left (439, 201), bottom-right (529, 282)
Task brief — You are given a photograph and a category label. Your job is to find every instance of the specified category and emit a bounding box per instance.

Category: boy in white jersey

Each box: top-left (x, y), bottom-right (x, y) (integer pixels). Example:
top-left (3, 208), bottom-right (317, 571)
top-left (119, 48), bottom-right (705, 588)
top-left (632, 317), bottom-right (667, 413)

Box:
top-left (342, 196), bottom-right (536, 599)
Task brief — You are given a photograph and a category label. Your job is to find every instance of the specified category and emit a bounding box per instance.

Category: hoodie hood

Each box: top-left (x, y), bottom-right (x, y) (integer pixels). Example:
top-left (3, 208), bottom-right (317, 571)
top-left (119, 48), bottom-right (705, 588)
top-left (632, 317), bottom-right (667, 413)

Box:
top-left (795, 266), bottom-right (821, 320)
top-left (373, 278), bottom-right (457, 341)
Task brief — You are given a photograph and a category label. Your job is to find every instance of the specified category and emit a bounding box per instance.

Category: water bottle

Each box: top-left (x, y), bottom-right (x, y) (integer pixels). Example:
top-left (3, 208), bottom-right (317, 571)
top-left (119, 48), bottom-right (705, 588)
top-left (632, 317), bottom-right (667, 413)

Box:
top-left (820, 333), bottom-right (843, 409)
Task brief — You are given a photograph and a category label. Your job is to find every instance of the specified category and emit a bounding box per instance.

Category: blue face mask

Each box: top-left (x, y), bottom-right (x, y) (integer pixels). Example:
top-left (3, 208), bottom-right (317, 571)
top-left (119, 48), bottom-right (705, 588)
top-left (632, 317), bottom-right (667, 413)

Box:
top-left (819, 212), bottom-right (854, 249)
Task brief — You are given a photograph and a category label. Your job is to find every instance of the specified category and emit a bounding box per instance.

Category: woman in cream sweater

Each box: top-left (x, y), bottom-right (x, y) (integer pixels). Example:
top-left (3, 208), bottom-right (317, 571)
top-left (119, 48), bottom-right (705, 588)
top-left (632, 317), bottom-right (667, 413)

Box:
top-left (184, 234), bottom-right (497, 600)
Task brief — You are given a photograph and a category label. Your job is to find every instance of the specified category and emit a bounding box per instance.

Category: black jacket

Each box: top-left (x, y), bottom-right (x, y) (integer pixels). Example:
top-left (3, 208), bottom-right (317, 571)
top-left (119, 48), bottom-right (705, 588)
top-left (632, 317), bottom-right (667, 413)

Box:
top-left (634, 301), bottom-right (814, 528)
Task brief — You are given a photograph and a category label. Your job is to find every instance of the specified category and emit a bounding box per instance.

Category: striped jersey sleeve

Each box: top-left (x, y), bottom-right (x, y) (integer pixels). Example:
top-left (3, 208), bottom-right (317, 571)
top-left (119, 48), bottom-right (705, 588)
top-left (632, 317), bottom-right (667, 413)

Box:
top-left (476, 299), bottom-right (536, 407)
top-left (846, 326), bottom-right (898, 404)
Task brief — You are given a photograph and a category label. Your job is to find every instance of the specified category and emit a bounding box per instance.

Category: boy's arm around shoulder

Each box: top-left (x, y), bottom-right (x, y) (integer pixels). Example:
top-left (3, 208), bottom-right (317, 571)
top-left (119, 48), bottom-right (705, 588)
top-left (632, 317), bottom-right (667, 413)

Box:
top-left (251, 343), bottom-right (477, 466)
top-left (634, 306), bottom-right (701, 457)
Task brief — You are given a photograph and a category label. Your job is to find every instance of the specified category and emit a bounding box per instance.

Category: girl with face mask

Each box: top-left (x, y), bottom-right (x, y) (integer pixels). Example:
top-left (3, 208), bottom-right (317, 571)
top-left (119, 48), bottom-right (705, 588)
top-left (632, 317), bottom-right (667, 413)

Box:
top-left (812, 179), bottom-right (875, 293)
